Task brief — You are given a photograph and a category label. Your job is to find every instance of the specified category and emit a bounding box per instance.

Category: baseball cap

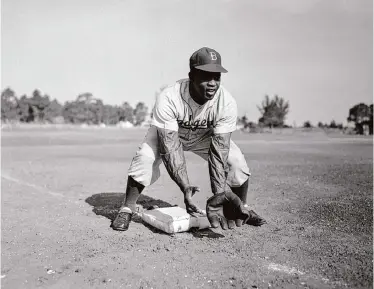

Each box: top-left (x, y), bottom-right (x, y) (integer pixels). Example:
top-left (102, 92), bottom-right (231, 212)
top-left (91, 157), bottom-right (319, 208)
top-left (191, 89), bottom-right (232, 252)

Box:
top-left (189, 47), bottom-right (228, 73)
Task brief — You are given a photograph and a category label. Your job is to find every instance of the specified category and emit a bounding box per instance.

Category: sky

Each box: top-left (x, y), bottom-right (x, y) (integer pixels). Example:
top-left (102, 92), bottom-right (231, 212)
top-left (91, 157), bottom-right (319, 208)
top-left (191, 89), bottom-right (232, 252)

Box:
top-left (1, 0), bottom-right (373, 125)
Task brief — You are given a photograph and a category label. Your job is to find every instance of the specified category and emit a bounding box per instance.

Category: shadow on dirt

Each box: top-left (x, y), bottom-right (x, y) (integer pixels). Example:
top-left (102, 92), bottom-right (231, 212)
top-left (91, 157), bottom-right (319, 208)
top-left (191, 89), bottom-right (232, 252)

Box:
top-left (85, 192), bottom-right (224, 239)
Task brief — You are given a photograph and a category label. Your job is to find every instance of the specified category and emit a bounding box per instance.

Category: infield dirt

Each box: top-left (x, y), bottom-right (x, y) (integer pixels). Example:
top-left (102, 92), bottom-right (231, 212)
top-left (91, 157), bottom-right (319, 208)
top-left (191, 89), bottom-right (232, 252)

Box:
top-left (1, 127), bottom-right (373, 288)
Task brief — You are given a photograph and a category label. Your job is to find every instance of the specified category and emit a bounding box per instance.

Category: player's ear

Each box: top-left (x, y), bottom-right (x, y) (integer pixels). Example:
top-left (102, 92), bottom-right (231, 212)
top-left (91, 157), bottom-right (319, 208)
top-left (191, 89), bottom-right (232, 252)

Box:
top-left (188, 69), bottom-right (195, 82)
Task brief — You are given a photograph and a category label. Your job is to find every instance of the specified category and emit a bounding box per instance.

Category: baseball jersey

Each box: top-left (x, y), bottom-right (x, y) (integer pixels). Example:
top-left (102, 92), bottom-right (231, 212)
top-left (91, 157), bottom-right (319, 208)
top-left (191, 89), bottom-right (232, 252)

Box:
top-left (151, 79), bottom-right (237, 148)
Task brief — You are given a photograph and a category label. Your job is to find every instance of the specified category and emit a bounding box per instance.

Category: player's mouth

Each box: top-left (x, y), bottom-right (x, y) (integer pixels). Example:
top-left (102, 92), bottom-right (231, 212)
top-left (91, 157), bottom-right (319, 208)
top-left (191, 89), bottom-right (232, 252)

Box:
top-left (206, 88), bottom-right (216, 98)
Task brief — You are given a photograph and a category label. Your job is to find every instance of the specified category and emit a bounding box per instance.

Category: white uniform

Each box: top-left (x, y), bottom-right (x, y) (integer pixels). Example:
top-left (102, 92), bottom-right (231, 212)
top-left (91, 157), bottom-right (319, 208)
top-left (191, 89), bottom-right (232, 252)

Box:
top-left (128, 79), bottom-right (250, 188)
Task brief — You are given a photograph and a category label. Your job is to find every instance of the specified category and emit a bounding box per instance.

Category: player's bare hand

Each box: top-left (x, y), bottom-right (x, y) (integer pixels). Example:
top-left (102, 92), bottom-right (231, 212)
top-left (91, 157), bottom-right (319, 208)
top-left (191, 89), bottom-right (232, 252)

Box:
top-left (183, 186), bottom-right (205, 217)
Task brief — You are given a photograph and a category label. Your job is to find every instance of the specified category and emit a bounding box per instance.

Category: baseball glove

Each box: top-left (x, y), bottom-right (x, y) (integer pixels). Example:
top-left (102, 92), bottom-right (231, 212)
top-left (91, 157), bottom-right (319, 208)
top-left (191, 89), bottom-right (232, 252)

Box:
top-left (206, 191), bottom-right (266, 229)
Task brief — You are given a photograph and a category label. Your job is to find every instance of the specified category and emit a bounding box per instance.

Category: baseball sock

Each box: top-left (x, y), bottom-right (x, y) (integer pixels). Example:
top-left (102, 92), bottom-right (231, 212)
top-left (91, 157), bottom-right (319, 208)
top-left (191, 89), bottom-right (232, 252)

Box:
top-left (230, 178), bottom-right (249, 204)
top-left (121, 176), bottom-right (145, 213)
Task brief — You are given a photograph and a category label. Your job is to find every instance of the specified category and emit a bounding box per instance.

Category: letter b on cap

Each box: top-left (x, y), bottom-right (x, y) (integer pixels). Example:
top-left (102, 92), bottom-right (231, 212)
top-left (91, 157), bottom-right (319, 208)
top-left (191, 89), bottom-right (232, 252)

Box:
top-left (210, 52), bottom-right (217, 61)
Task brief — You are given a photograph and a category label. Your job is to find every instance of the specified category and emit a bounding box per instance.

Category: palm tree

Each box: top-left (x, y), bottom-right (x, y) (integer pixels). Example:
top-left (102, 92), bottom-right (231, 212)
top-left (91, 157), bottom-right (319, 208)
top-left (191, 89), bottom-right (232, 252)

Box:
top-left (257, 94), bottom-right (289, 128)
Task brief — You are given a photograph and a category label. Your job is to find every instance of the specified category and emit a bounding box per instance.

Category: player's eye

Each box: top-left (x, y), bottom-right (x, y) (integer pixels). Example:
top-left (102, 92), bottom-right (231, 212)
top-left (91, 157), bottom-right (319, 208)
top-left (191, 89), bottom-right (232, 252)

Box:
top-left (198, 71), bottom-right (221, 82)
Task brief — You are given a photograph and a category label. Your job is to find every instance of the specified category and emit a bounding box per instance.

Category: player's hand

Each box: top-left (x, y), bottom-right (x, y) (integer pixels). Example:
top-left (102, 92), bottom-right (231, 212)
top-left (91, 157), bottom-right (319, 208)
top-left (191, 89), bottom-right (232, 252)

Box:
top-left (206, 191), bottom-right (266, 229)
top-left (206, 191), bottom-right (249, 229)
top-left (183, 186), bottom-right (205, 217)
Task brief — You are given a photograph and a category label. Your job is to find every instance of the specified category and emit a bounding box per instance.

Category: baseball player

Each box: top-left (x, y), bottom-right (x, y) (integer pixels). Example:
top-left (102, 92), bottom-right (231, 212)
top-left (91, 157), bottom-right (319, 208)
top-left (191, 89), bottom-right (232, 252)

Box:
top-left (112, 47), bottom-right (266, 231)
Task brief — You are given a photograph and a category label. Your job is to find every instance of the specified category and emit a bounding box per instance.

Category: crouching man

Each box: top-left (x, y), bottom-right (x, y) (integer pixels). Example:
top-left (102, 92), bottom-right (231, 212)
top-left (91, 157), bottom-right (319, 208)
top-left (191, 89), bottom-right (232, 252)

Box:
top-left (112, 47), bottom-right (266, 231)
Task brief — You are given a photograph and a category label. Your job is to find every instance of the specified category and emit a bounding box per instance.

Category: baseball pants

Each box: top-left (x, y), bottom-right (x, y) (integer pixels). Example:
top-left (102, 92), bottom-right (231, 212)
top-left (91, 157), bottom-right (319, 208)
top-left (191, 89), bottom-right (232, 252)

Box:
top-left (128, 126), bottom-right (250, 187)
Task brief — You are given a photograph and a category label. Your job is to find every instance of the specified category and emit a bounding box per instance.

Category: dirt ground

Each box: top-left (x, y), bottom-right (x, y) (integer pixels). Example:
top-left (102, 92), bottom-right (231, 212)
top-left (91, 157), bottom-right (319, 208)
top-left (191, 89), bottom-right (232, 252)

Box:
top-left (1, 127), bottom-right (373, 289)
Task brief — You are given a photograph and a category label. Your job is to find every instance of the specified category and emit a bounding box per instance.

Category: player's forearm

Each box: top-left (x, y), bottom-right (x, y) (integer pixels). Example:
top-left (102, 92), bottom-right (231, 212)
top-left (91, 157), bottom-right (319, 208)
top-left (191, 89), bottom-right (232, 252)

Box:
top-left (208, 133), bottom-right (231, 195)
top-left (157, 128), bottom-right (190, 191)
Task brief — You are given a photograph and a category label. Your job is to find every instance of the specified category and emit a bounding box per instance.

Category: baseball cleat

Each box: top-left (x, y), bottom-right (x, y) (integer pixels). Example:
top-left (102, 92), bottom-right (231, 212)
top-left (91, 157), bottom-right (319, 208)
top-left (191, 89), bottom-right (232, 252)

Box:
top-left (111, 208), bottom-right (133, 231)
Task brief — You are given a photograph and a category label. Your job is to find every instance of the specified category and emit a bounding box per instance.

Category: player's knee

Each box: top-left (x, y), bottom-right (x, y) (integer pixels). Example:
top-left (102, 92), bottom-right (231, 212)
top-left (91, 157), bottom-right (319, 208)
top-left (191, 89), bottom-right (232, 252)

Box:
top-left (128, 144), bottom-right (162, 187)
top-left (137, 142), bottom-right (159, 161)
top-left (227, 151), bottom-right (250, 187)
top-left (228, 152), bottom-right (247, 171)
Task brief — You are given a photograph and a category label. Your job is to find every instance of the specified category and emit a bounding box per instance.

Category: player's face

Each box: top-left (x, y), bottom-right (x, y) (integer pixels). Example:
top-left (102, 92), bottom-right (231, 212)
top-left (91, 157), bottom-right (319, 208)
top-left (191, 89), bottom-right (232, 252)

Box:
top-left (191, 70), bottom-right (221, 104)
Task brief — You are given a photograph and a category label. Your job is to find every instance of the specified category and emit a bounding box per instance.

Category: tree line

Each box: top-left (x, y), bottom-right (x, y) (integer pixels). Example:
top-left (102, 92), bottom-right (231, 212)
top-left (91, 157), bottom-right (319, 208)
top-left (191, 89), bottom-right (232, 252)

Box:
top-left (237, 94), bottom-right (373, 135)
top-left (1, 87), bottom-right (372, 135)
top-left (1, 88), bottom-right (148, 126)
top-left (301, 103), bottom-right (373, 135)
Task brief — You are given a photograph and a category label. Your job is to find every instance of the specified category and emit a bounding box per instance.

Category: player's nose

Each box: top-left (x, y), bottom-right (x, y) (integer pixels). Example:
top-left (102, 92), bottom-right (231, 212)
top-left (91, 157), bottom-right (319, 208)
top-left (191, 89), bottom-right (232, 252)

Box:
top-left (207, 79), bottom-right (217, 87)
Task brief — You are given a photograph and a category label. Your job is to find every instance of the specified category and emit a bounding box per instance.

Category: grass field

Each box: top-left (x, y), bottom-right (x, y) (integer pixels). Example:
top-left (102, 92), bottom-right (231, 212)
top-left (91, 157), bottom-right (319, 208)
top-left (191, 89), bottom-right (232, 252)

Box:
top-left (1, 127), bottom-right (373, 289)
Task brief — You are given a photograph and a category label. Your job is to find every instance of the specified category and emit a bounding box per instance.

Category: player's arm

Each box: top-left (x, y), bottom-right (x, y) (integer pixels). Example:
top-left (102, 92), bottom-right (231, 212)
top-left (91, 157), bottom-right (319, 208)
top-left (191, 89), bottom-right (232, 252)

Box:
top-left (152, 89), bottom-right (190, 191)
top-left (209, 94), bottom-right (238, 195)
top-left (208, 132), bottom-right (231, 195)
top-left (157, 128), bottom-right (189, 191)
top-left (152, 89), bottom-right (203, 215)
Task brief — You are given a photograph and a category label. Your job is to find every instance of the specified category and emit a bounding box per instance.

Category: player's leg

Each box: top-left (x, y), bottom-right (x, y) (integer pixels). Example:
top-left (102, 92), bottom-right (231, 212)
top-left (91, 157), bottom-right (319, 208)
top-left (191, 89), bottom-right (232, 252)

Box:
top-left (189, 137), bottom-right (251, 201)
top-left (112, 126), bottom-right (162, 231)
top-left (225, 140), bottom-right (251, 203)
top-left (111, 176), bottom-right (145, 231)
top-left (226, 141), bottom-right (266, 226)
top-left (121, 176), bottom-right (145, 214)
top-left (230, 178), bottom-right (249, 204)
top-left (191, 139), bottom-right (266, 226)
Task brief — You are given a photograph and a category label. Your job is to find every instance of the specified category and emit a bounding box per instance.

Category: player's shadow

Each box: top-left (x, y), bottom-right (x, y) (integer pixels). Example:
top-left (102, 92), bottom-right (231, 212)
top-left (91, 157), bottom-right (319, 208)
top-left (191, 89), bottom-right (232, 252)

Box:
top-left (85, 192), bottom-right (224, 239)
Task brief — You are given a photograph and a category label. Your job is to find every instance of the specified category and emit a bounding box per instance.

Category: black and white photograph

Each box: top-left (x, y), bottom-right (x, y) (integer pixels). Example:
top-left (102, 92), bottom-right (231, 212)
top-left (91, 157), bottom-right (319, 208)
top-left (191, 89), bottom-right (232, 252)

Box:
top-left (1, 0), bottom-right (373, 288)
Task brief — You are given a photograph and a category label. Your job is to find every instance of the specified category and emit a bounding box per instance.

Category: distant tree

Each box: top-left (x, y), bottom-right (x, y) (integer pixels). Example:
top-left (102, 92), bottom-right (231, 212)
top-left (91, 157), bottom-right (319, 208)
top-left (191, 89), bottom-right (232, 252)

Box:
top-left (119, 102), bottom-right (134, 123)
top-left (369, 104), bottom-right (373, 135)
top-left (62, 93), bottom-right (104, 124)
top-left (101, 105), bottom-right (121, 125)
top-left (237, 115), bottom-right (248, 127)
top-left (1, 89), bottom-right (64, 123)
top-left (258, 94), bottom-right (289, 128)
top-left (61, 93), bottom-right (135, 125)
top-left (303, 121), bottom-right (312, 128)
top-left (317, 121), bottom-right (324, 128)
top-left (89, 99), bottom-right (104, 124)
top-left (27, 89), bottom-right (51, 122)
top-left (75, 93), bottom-right (96, 124)
top-left (63, 99), bottom-right (95, 124)
top-left (347, 103), bottom-right (370, 123)
top-left (133, 102), bottom-right (148, 126)
top-left (44, 99), bottom-right (63, 123)
top-left (241, 115), bottom-right (248, 126)
top-left (18, 95), bottom-right (31, 122)
top-left (347, 103), bottom-right (371, 134)
top-left (1, 88), bottom-right (19, 121)
top-left (62, 101), bottom-right (84, 123)
top-left (76, 92), bottom-right (94, 104)
top-left (329, 120), bottom-right (337, 129)
top-left (1, 87), bottom-right (16, 99)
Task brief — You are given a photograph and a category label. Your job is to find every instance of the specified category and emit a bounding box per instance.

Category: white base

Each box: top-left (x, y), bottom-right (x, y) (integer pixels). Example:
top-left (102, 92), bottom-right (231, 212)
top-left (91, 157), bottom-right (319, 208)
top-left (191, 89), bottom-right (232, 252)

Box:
top-left (141, 206), bottom-right (211, 234)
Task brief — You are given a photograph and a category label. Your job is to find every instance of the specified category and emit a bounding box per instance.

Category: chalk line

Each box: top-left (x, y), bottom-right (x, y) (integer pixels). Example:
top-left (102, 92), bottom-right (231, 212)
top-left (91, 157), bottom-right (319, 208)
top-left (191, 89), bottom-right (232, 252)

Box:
top-left (1, 173), bottom-right (65, 198)
top-left (267, 262), bottom-right (305, 275)
top-left (267, 262), bottom-right (348, 287)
